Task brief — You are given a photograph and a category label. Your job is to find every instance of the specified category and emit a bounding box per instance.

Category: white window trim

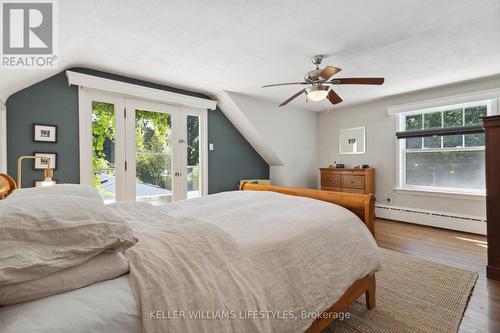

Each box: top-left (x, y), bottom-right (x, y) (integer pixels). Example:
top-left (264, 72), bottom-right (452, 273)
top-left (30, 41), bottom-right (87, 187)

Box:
top-left (387, 88), bottom-right (500, 115)
top-left (67, 70), bottom-right (217, 111)
top-left (75, 75), bottom-right (210, 199)
top-left (391, 90), bottom-right (499, 199)
top-left (393, 187), bottom-right (486, 200)
top-left (0, 100), bottom-right (6, 173)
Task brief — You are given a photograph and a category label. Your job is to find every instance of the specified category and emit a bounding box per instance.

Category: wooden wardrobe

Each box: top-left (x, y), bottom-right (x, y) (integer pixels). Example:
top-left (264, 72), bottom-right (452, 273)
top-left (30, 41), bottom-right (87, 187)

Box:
top-left (484, 115), bottom-right (500, 281)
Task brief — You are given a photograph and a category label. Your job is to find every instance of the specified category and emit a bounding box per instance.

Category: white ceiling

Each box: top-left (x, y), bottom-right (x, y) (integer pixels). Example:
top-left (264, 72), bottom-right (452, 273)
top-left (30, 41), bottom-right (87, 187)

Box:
top-left (1, 0), bottom-right (500, 111)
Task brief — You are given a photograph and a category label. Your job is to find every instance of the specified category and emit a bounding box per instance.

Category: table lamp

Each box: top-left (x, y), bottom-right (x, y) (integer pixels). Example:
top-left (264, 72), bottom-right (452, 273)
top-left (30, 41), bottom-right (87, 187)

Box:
top-left (17, 156), bottom-right (56, 188)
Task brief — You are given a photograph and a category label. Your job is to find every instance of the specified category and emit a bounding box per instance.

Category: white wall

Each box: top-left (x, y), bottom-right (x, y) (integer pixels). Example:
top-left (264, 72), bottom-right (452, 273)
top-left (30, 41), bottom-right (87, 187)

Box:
top-left (317, 75), bottom-right (500, 219)
top-left (217, 91), bottom-right (318, 188)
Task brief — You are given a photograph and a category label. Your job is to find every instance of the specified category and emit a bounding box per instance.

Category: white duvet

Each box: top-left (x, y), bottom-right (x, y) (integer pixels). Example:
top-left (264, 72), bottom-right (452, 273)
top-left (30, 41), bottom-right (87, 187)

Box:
top-left (0, 190), bottom-right (382, 333)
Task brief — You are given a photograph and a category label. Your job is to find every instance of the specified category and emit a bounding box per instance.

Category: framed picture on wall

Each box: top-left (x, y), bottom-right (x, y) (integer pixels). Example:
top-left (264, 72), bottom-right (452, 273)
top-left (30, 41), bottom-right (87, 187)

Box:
top-left (33, 124), bottom-right (57, 143)
top-left (339, 127), bottom-right (366, 154)
top-left (34, 153), bottom-right (57, 170)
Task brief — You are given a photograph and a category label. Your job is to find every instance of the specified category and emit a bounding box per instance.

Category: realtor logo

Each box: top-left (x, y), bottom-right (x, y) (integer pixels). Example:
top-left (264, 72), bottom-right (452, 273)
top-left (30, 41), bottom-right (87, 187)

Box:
top-left (1, 0), bottom-right (57, 68)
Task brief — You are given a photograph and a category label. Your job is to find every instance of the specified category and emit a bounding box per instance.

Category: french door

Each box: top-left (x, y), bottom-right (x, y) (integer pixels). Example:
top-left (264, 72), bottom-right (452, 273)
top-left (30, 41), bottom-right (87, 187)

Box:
top-left (79, 88), bottom-right (207, 203)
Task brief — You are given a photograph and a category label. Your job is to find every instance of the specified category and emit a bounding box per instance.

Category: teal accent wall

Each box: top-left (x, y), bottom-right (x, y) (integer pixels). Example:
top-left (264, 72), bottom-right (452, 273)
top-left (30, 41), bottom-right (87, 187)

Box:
top-left (208, 108), bottom-right (268, 193)
top-left (7, 72), bottom-right (79, 187)
top-left (6, 68), bottom-right (269, 192)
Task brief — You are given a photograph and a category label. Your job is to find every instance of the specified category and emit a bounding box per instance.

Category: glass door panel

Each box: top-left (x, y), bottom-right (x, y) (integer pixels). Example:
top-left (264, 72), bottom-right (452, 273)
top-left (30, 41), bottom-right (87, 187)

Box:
top-left (90, 96), bottom-right (125, 203)
top-left (125, 98), bottom-right (181, 203)
top-left (92, 101), bottom-right (117, 203)
top-left (135, 109), bottom-right (173, 204)
top-left (81, 89), bottom-right (125, 202)
top-left (186, 114), bottom-right (201, 199)
top-left (83, 92), bottom-right (206, 203)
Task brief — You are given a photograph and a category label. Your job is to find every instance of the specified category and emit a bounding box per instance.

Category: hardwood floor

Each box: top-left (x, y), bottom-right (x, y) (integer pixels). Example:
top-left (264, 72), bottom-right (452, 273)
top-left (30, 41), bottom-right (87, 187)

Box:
top-left (375, 218), bottom-right (500, 333)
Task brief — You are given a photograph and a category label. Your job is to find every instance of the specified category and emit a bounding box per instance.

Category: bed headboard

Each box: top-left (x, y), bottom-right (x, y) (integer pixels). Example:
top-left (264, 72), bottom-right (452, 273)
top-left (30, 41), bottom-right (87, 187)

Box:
top-left (239, 183), bottom-right (375, 235)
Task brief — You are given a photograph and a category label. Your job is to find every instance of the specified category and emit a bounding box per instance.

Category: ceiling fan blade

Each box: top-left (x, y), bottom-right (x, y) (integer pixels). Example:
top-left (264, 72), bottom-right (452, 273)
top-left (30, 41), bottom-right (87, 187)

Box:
top-left (318, 66), bottom-right (342, 80)
top-left (279, 89), bottom-right (306, 107)
top-left (262, 82), bottom-right (307, 88)
top-left (327, 89), bottom-right (343, 105)
top-left (329, 78), bottom-right (385, 85)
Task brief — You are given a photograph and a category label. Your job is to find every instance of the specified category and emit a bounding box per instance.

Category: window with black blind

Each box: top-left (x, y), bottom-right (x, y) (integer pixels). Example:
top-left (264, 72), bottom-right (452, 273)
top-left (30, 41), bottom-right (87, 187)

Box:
top-left (397, 101), bottom-right (488, 193)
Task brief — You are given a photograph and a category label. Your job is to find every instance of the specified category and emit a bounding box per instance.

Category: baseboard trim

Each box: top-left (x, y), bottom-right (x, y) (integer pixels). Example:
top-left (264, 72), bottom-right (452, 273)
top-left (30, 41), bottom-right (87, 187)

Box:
top-left (375, 204), bottom-right (486, 235)
top-left (487, 265), bottom-right (500, 281)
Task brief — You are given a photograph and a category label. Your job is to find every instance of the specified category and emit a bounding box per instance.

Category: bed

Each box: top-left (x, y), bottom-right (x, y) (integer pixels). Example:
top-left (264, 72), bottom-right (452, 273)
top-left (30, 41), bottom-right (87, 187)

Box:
top-left (0, 183), bottom-right (381, 333)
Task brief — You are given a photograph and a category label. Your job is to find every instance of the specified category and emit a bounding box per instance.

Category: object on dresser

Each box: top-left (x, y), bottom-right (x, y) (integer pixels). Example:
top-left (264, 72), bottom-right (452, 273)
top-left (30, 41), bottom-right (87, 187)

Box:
top-left (335, 163), bottom-right (345, 168)
top-left (362, 164), bottom-right (370, 169)
top-left (320, 167), bottom-right (375, 194)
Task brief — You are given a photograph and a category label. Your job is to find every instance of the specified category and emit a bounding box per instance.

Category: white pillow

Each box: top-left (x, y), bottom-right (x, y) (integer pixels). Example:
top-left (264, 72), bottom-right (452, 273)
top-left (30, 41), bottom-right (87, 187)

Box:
top-left (0, 252), bottom-right (129, 305)
top-left (8, 184), bottom-right (104, 204)
top-left (0, 195), bottom-right (137, 286)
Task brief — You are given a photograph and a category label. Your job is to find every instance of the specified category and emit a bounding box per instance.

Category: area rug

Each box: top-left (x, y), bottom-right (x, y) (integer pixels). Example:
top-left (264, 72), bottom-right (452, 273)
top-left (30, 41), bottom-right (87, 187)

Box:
top-left (324, 248), bottom-right (478, 333)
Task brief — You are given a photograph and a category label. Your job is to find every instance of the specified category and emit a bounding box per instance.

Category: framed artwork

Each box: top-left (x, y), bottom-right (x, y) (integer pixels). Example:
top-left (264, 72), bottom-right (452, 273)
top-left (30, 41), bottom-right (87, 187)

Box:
top-left (339, 127), bottom-right (366, 154)
top-left (34, 153), bottom-right (57, 170)
top-left (33, 124), bottom-right (57, 142)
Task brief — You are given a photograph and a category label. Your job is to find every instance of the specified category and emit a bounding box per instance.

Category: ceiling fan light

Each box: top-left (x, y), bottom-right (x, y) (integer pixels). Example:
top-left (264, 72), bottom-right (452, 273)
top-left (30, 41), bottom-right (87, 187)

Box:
top-left (306, 85), bottom-right (329, 101)
top-left (308, 90), bottom-right (328, 101)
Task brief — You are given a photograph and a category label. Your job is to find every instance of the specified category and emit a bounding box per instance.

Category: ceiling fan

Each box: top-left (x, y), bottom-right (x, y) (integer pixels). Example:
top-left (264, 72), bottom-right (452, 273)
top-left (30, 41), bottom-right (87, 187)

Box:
top-left (262, 55), bottom-right (384, 107)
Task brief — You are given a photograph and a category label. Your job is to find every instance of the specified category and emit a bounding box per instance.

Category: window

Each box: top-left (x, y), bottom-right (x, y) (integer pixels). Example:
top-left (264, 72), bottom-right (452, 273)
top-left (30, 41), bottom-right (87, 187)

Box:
top-left (92, 101), bottom-right (117, 202)
top-left (80, 88), bottom-right (208, 203)
top-left (398, 101), bottom-right (489, 194)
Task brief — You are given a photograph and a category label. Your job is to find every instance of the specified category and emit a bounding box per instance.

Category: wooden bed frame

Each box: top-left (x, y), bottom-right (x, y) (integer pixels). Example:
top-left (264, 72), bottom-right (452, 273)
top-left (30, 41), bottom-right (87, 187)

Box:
top-left (239, 183), bottom-right (376, 333)
top-left (1, 180), bottom-right (375, 332)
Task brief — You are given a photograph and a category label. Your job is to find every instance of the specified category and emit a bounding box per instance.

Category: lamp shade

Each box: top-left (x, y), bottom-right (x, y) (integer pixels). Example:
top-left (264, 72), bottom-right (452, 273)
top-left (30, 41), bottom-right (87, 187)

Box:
top-left (306, 85), bottom-right (329, 101)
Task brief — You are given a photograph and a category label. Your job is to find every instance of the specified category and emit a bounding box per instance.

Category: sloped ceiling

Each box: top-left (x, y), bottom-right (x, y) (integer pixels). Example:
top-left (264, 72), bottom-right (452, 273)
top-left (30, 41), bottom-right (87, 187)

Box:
top-left (1, 0), bottom-right (500, 111)
top-left (214, 91), bottom-right (284, 166)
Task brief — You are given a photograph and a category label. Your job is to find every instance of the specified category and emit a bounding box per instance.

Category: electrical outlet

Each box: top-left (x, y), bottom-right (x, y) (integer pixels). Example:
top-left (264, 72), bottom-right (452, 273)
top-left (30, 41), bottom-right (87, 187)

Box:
top-left (209, 143), bottom-right (214, 151)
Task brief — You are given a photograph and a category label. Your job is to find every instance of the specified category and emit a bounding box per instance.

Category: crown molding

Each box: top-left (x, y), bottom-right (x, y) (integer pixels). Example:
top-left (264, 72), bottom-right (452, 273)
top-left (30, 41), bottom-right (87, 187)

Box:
top-left (387, 88), bottom-right (500, 115)
top-left (66, 70), bottom-right (217, 110)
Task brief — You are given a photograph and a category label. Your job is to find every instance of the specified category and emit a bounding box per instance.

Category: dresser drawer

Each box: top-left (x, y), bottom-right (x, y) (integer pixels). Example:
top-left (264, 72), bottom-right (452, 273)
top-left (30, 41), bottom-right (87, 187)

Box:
top-left (321, 185), bottom-right (342, 192)
top-left (340, 170), bottom-right (366, 176)
top-left (341, 187), bottom-right (365, 194)
top-left (321, 173), bottom-right (341, 186)
top-left (341, 175), bottom-right (365, 189)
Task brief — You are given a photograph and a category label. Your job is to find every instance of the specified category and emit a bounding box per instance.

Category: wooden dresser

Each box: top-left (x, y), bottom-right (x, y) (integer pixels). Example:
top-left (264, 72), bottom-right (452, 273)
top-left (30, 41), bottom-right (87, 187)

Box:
top-left (483, 115), bottom-right (500, 281)
top-left (320, 168), bottom-right (375, 194)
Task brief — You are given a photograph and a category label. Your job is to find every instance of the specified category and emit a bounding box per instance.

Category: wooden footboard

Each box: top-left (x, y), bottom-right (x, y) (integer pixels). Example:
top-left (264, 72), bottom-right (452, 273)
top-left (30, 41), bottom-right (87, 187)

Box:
top-left (239, 183), bottom-right (375, 235)
top-left (239, 183), bottom-right (377, 331)
top-left (305, 274), bottom-right (376, 333)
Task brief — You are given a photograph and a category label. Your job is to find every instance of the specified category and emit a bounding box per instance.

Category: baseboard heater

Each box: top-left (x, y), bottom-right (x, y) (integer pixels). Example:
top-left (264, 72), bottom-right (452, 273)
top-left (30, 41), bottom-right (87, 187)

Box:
top-left (375, 204), bottom-right (486, 235)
